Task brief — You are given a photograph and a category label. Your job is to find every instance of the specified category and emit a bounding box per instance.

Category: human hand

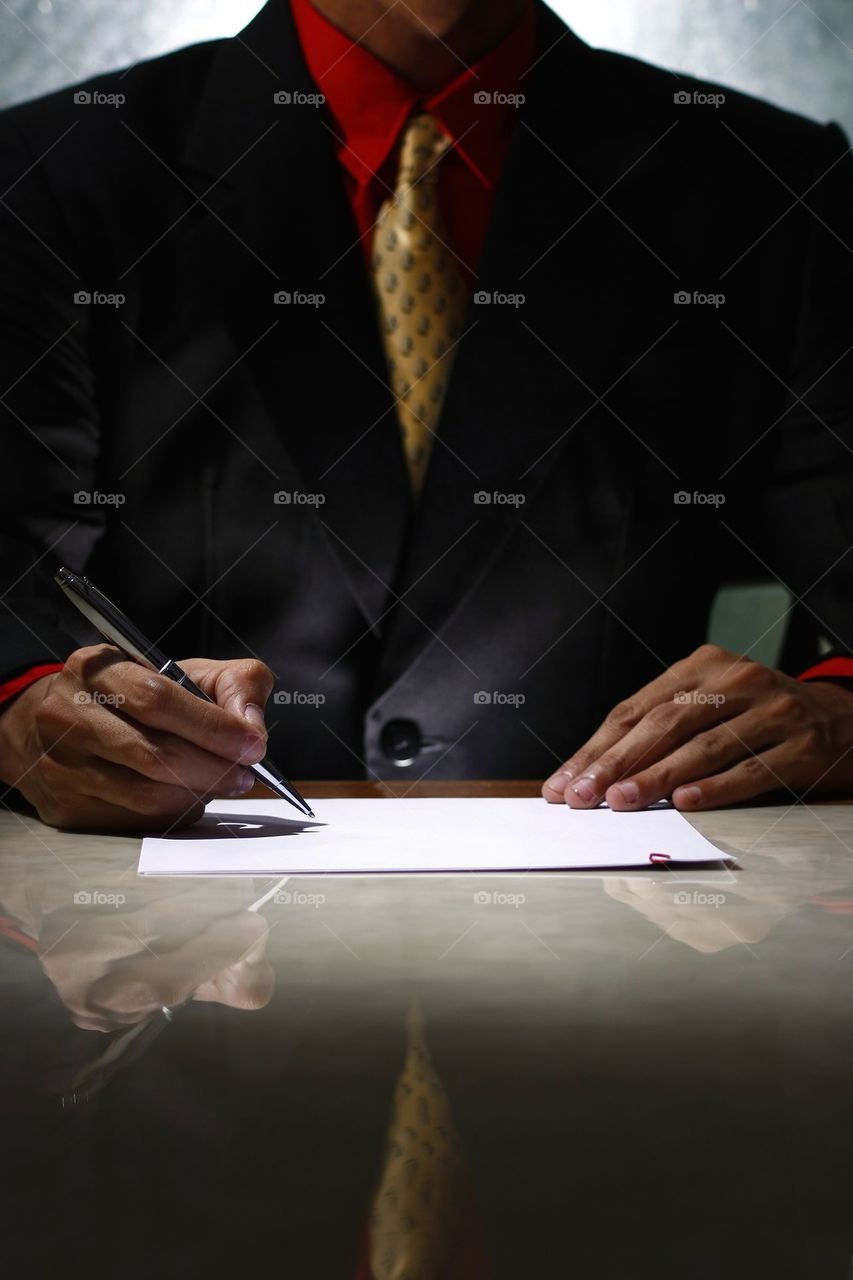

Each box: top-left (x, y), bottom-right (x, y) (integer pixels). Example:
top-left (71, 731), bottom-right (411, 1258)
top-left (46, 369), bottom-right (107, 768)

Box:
top-left (543, 645), bottom-right (853, 811)
top-left (0, 645), bottom-right (273, 831)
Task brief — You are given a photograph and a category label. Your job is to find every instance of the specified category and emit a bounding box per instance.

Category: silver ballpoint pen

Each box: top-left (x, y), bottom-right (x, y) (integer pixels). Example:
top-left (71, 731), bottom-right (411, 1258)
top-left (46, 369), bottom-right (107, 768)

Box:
top-left (54, 566), bottom-right (315, 819)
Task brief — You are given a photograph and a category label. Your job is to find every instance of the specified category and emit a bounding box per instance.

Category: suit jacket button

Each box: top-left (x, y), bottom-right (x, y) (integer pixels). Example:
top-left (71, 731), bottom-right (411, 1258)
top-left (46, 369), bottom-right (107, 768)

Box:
top-left (380, 718), bottom-right (422, 766)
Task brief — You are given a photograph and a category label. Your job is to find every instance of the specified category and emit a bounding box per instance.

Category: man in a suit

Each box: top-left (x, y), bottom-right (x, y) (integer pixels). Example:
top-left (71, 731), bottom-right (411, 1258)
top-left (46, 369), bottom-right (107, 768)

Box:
top-left (1, 0), bottom-right (853, 832)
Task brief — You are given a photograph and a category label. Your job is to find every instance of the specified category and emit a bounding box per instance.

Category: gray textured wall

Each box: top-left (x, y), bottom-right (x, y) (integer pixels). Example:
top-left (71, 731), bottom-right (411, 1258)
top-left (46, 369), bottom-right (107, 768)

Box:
top-left (2, 0), bottom-right (850, 665)
top-left (2, 0), bottom-right (853, 133)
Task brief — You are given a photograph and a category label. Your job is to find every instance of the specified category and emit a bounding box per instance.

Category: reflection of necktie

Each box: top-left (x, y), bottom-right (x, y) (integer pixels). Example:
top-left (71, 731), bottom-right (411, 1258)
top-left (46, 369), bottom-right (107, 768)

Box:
top-left (368, 1005), bottom-right (466, 1279)
top-left (372, 113), bottom-right (467, 493)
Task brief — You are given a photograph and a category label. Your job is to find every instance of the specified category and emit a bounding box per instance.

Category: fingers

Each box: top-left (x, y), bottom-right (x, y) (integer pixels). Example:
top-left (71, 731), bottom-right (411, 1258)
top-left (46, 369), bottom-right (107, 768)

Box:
top-left (542, 648), bottom-right (726, 803)
top-left (541, 645), bottom-right (778, 810)
top-left (85, 914), bottom-right (272, 1024)
top-left (49, 708), bottom-right (255, 796)
top-left (603, 710), bottom-right (781, 809)
top-left (74, 756), bottom-right (241, 817)
top-left (5, 644), bottom-right (277, 832)
top-left (35, 753), bottom-right (218, 831)
top-left (672, 744), bottom-right (793, 810)
top-left (193, 922), bottom-right (275, 1010)
top-left (37, 779), bottom-right (206, 834)
top-left (194, 958), bottom-right (275, 1011)
top-left (181, 658), bottom-right (274, 736)
top-left (63, 647), bottom-right (266, 765)
top-left (549, 693), bottom-right (745, 808)
top-left (542, 692), bottom-right (657, 801)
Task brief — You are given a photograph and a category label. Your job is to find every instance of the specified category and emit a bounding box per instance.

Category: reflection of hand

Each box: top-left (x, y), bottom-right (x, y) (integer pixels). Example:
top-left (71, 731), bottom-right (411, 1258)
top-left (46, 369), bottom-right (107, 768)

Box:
top-left (602, 875), bottom-right (791, 953)
top-left (604, 835), bottom-right (853, 953)
top-left (38, 895), bottom-right (273, 1031)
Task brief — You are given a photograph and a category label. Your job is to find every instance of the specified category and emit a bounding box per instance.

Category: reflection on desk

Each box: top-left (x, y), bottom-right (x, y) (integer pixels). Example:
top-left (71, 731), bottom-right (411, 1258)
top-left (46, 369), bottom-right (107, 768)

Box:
top-left (2, 786), bottom-right (853, 1277)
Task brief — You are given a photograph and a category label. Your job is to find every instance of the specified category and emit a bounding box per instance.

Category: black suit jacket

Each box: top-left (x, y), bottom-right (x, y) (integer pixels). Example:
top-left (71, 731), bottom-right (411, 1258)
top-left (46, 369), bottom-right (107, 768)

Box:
top-left (1, 0), bottom-right (852, 781)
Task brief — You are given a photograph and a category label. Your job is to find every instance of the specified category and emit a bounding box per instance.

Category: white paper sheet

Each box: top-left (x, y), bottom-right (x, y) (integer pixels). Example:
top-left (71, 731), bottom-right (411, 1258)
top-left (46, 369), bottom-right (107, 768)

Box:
top-left (138, 797), bottom-right (733, 876)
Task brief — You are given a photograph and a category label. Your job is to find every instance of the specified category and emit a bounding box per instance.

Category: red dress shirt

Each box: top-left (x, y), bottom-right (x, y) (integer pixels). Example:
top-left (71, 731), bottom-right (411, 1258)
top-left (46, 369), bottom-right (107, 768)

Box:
top-left (0, 0), bottom-right (849, 708)
top-left (289, 0), bottom-right (535, 276)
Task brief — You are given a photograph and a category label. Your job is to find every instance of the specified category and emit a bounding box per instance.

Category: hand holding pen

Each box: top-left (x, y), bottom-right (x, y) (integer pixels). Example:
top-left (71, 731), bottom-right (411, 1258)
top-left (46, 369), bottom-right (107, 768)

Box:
top-left (48, 880), bottom-right (281, 1106)
top-left (0, 568), bottom-right (313, 832)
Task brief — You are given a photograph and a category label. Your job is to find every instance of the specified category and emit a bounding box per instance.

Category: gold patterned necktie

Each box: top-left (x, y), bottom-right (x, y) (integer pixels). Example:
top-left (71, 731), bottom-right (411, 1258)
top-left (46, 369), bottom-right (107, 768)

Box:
top-left (368, 1004), bottom-right (468, 1280)
top-left (372, 113), bottom-right (468, 493)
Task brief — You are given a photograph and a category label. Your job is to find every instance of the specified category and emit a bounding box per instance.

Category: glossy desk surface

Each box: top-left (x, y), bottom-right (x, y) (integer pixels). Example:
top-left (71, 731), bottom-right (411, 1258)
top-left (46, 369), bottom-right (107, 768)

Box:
top-left (2, 782), bottom-right (853, 1277)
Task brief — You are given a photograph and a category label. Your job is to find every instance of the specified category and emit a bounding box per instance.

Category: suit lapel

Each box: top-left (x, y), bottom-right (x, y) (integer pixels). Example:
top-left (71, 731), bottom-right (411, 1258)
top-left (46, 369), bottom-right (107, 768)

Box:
top-left (180, 0), bottom-right (410, 632)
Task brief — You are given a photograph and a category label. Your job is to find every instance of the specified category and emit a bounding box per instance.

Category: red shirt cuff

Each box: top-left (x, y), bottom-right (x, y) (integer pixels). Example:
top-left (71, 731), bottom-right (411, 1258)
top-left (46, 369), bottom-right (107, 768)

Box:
top-left (0, 662), bottom-right (63, 709)
top-left (798, 657), bottom-right (853, 682)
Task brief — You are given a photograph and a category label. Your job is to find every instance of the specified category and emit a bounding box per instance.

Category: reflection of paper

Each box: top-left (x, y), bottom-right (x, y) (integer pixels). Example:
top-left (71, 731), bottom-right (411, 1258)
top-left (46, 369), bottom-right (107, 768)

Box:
top-left (139, 798), bottom-right (733, 877)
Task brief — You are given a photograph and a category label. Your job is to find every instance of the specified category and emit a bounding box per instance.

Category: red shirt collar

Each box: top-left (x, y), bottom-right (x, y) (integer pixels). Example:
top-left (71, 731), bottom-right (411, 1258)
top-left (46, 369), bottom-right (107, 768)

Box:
top-left (289, 0), bottom-right (536, 191)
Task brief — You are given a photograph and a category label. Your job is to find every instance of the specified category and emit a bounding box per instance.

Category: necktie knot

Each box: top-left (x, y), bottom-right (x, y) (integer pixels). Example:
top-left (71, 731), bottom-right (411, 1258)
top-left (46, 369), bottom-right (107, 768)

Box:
top-left (396, 112), bottom-right (452, 191)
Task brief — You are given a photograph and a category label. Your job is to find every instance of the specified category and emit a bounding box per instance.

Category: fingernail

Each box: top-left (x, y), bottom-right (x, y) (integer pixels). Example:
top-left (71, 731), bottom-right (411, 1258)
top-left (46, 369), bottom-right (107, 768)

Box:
top-left (240, 735), bottom-right (266, 764)
top-left (677, 785), bottom-right (702, 807)
top-left (236, 770), bottom-right (255, 795)
top-left (572, 777), bottom-right (598, 803)
top-left (244, 702), bottom-right (266, 732)
top-left (244, 935), bottom-right (266, 965)
top-left (611, 781), bottom-right (639, 806)
top-left (544, 769), bottom-right (573, 793)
